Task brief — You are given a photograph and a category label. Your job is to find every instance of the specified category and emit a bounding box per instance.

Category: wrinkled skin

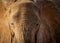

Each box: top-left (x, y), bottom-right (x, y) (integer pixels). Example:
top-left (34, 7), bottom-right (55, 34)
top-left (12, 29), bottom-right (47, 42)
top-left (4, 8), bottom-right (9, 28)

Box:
top-left (9, 1), bottom-right (60, 43)
top-left (0, 0), bottom-right (60, 43)
top-left (9, 1), bottom-right (40, 43)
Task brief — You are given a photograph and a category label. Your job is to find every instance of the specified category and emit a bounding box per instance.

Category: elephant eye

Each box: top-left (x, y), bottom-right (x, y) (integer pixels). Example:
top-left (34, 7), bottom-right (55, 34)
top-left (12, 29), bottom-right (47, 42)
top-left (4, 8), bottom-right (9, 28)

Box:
top-left (36, 24), bottom-right (39, 26)
top-left (9, 21), bottom-right (14, 26)
top-left (11, 23), bottom-right (14, 25)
